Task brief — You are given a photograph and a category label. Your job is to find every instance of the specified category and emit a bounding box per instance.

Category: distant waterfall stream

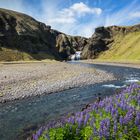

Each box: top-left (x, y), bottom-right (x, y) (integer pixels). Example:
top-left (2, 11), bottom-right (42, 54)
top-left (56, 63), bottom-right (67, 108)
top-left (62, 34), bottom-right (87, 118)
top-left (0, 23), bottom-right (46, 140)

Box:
top-left (70, 51), bottom-right (81, 60)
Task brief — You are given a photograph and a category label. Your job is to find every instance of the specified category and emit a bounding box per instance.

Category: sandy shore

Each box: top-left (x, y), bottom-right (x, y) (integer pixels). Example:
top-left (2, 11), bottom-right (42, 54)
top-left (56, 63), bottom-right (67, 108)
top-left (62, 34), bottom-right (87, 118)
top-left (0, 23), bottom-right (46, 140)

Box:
top-left (0, 61), bottom-right (115, 103)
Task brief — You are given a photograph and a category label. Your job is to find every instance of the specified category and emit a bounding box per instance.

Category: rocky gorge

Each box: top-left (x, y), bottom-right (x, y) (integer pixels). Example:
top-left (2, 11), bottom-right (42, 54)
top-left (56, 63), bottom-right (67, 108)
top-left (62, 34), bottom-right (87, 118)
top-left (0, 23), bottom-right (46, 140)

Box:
top-left (0, 7), bottom-right (140, 140)
top-left (0, 8), bottom-right (88, 61)
top-left (1, 8), bottom-right (140, 62)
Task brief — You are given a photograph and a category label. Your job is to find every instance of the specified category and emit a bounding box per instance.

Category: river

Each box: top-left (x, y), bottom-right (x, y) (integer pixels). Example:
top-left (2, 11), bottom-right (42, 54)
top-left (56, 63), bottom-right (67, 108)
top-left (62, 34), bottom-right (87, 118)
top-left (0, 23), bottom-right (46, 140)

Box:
top-left (0, 62), bottom-right (140, 140)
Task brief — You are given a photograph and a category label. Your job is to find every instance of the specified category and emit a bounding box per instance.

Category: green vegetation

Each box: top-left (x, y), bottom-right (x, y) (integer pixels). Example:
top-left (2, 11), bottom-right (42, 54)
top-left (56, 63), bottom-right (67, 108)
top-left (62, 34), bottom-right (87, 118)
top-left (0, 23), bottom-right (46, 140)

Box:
top-left (33, 83), bottom-right (140, 140)
top-left (98, 31), bottom-right (140, 61)
top-left (0, 47), bottom-right (56, 61)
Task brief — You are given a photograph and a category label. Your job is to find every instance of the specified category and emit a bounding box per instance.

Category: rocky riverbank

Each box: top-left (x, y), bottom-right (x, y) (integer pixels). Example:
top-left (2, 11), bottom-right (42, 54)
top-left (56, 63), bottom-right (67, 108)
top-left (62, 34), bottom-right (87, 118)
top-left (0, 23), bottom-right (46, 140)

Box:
top-left (80, 60), bottom-right (140, 68)
top-left (0, 61), bottom-right (115, 103)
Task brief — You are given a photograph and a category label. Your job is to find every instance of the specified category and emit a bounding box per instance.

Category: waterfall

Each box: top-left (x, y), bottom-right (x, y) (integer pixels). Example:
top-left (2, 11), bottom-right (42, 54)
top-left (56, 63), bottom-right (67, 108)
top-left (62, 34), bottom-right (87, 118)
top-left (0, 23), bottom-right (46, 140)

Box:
top-left (70, 51), bottom-right (81, 60)
top-left (75, 51), bottom-right (81, 60)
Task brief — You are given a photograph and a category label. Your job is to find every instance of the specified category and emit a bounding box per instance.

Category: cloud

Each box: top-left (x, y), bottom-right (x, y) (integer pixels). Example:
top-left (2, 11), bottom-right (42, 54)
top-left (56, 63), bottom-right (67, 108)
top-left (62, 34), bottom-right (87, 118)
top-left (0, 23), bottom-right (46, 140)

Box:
top-left (0, 0), bottom-right (140, 37)
top-left (130, 11), bottom-right (140, 18)
top-left (39, 1), bottom-right (103, 37)
top-left (46, 2), bottom-right (102, 24)
top-left (104, 0), bottom-right (140, 27)
top-left (69, 2), bottom-right (102, 15)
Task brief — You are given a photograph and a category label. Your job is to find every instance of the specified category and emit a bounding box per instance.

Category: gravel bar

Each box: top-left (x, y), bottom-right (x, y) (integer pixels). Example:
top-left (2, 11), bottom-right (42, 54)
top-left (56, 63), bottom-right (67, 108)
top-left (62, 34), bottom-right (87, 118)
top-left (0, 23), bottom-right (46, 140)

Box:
top-left (0, 61), bottom-right (115, 103)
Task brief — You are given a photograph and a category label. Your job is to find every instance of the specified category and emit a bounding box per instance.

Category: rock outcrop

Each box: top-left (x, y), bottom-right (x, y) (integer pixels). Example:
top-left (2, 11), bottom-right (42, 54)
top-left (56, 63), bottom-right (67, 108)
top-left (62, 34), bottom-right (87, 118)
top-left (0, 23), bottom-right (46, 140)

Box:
top-left (0, 8), bottom-right (87, 61)
top-left (1, 8), bottom-right (140, 61)
top-left (56, 34), bottom-right (88, 59)
top-left (82, 24), bottom-right (140, 60)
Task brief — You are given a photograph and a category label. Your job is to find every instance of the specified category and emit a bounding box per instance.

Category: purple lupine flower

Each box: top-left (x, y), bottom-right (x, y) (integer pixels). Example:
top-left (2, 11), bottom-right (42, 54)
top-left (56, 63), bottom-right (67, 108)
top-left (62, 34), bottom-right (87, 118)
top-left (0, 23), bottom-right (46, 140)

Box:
top-left (99, 118), bottom-right (110, 138)
top-left (135, 112), bottom-right (140, 126)
top-left (90, 117), bottom-right (94, 127)
top-left (76, 111), bottom-right (84, 128)
top-left (32, 134), bottom-right (38, 140)
top-left (36, 127), bottom-right (43, 137)
top-left (77, 117), bottom-right (83, 128)
top-left (111, 107), bottom-right (118, 117)
top-left (67, 116), bottom-right (75, 124)
top-left (113, 123), bottom-right (117, 133)
top-left (123, 109), bottom-right (134, 124)
top-left (84, 113), bottom-right (90, 126)
top-left (32, 83), bottom-right (140, 140)
top-left (119, 116), bottom-right (123, 126)
top-left (93, 126), bottom-right (97, 135)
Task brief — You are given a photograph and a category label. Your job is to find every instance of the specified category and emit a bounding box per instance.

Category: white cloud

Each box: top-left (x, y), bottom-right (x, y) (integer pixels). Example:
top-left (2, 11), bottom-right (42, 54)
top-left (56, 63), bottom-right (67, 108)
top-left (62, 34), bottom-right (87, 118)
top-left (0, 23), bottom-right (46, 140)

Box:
top-left (104, 0), bottom-right (140, 27)
top-left (0, 0), bottom-right (140, 37)
top-left (46, 2), bottom-right (102, 24)
top-left (70, 2), bottom-right (102, 15)
top-left (130, 11), bottom-right (140, 18)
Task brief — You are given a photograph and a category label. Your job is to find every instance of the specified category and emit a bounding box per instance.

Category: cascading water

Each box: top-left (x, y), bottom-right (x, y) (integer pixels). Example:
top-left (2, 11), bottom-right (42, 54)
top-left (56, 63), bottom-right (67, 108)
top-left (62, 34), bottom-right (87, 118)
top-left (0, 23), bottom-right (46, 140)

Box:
top-left (70, 51), bottom-right (81, 60)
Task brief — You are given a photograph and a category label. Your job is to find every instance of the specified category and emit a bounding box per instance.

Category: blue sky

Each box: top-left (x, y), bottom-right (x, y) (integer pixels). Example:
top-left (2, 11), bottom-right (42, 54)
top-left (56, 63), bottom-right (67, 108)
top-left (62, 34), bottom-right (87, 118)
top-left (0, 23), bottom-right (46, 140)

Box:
top-left (0, 0), bottom-right (140, 37)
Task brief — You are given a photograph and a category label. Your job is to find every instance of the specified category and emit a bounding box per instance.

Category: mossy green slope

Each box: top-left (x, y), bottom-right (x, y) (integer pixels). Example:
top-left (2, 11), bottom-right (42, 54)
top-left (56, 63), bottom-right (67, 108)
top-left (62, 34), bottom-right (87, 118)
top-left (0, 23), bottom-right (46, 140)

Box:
top-left (98, 31), bottom-right (140, 60)
top-left (82, 24), bottom-right (140, 61)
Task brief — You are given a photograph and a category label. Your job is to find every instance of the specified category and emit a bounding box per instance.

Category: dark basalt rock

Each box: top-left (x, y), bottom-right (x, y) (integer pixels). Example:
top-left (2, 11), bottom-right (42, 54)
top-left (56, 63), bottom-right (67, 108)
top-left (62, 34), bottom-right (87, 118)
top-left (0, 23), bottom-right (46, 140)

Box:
top-left (81, 24), bottom-right (140, 59)
top-left (1, 8), bottom-right (140, 61)
top-left (0, 8), bottom-right (87, 61)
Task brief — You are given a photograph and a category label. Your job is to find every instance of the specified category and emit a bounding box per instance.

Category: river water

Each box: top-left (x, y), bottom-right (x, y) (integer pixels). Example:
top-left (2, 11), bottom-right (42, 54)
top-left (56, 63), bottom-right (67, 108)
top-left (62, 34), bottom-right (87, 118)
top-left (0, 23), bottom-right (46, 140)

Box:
top-left (0, 62), bottom-right (140, 140)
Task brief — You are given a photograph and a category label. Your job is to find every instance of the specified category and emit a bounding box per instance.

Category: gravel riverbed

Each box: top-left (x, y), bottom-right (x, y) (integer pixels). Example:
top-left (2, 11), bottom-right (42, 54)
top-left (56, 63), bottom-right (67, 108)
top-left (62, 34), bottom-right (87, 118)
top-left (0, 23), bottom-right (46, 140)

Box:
top-left (0, 61), bottom-right (115, 103)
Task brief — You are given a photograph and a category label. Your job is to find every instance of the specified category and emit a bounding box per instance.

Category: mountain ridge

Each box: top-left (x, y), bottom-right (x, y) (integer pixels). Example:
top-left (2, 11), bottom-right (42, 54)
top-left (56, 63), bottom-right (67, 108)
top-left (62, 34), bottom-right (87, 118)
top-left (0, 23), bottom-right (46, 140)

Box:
top-left (0, 8), bottom-right (140, 61)
top-left (82, 24), bottom-right (140, 60)
top-left (0, 8), bottom-right (87, 61)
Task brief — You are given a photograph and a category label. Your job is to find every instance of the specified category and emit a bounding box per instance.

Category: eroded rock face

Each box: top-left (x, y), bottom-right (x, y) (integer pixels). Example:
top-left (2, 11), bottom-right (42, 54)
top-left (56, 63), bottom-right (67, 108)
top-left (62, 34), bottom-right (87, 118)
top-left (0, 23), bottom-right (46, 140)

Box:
top-left (56, 34), bottom-right (88, 59)
top-left (1, 8), bottom-right (140, 61)
top-left (0, 8), bottom-right (61, 61)
top-left (81, 25), bottom-right (140, 59)
top-left (0, 8), bottom-right (87, 61)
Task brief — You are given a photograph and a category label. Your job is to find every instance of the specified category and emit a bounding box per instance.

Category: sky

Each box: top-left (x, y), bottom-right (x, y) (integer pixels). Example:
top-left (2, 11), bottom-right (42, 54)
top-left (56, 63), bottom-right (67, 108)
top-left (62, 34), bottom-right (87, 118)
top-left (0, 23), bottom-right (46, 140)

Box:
top-left (0, 0), bottom-right (140, 37)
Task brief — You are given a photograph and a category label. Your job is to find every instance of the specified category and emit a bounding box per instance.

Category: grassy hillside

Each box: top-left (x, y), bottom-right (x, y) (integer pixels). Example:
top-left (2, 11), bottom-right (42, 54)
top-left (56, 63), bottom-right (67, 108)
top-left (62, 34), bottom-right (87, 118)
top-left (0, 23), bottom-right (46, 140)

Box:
top-left (0, 47), bottom-right (55, 61)
top-left (98, 31), bottom-right (140, 61)
top-left (82, 24), bottom-right (140, 62)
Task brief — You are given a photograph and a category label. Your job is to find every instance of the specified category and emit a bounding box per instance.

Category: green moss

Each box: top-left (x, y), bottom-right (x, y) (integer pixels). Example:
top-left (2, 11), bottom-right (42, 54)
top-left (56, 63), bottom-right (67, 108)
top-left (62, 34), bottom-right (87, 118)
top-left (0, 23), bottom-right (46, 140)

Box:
top-left (98, 31), bottom-right (140, 60)
top-left (0, 47), bottom-right (55, 61)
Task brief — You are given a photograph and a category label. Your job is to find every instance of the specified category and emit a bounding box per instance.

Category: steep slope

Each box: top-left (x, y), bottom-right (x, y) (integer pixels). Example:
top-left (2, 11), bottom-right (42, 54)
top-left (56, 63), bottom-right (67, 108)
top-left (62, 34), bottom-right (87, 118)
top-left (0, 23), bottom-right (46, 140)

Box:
top-left (82, 24), bottom-right (140, 61)
top-left (0, 8), bottom-right (87, 61)
top-left (1, 8), bottom-right (140, 62)
top-left (56, 34), bottom-right (88, 59)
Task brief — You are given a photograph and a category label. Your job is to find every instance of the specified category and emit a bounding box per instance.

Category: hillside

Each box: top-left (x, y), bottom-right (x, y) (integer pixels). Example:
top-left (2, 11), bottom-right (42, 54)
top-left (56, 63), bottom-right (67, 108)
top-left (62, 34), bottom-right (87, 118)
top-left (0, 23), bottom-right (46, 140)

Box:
top-left (1, 8), bottom-right (140, 62)
top-left (0, 8), bottom-right (87, 61)
top-left (82, 24), bottom-right (140, 61)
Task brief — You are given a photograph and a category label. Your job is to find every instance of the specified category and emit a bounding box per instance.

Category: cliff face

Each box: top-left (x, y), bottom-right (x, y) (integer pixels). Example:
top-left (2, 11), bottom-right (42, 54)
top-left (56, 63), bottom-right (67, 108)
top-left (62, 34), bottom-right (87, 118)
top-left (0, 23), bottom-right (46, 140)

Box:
top-left (82, 25), bottom-right (140, 60)
top-left (56, 34), bottom-right (88, 59)
top-left (0, 8), bottom-right (87, 61)
top-left (1, 8), bottom-right (140, 61)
